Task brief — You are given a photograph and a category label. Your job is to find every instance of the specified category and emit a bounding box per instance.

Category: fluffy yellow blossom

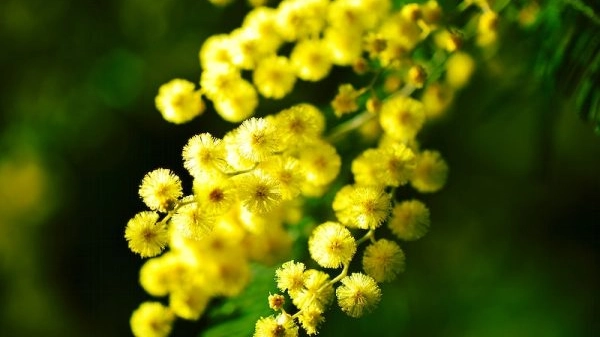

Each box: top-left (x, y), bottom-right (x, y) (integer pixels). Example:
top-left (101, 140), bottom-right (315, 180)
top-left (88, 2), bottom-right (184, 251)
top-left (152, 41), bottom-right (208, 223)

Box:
top-left (236, 170), bottom-right (282, 214)
top-left (199, 34), bottom-right (234, 69)
top-left (139, 252), bottom-right (193, 296)
top-left (199, 64), bottom-right (241, 100)
top-left (332, 84), bottom-right (361, 117)
top-left (351, 142), bottom-right (416, 187)
top-left (234, 117), bottom-right (281, 162)
top-left (259, 156), bottom-right (304, 200)
top-left (155, 78), bottom-right (205, 124)
top-left (170, 202), bottom-right (216, 240)
top-left (332, 185), bottom-right (391, 229)
top-left (268, 293), bottom-right (286, 311)
top-left (298, 140), bottom-right (341, 187)
top-left (182, 133), bottom-right (227, 179)
top-left (292, 269), bottom-right (334, 312)
top-left (407, 64), bottom-right (427, 88)
top-left (125, 211), bottom-right (168, 258)
top-left (193, 175), bottom-right (236, 215)
top-left (212, 78), bottom-right (259, 122)
top-left (362, 239), bottom-right (405, 282)
top-left (229, 27), bottom-right (274, 70)
top-left (130, 302), bottom-right (175, 337)
top-left (309, 221), bottom-right (357, 268)
top-left (445, 51), bottom-right (475, 89)
top-left (254, 314), bottom-right (299, 337)
top-left (421, 82), bottom-right (454, 119)
top-left (336, 273), bottom-right (381, 318)
top-left (379, 95), bottom-right (426, 142)
top-left (297, 308), bottom-right (324, 335)
top-left (324, 27), bottom-right (364, 66)
top-left (290, 39), bottom-right (332, 81)
top-left (242, 7), bottom-right (283, 52)
top-left (388, 199), bottom-right (430, 241)
top-left (273, 104), bottom-right (326, 148)
top-left (275, 0), bottom-right (328, 42)
top-left (204, 254), bottom-right (251, 297)
top-left (411, 150), bottom-right (448, 193)
top-left (477, 10), bottom-right (499, 46)
top-left (276, 260), bottom-right (306, 296)
top-left (169, 281), bottom-right (210, 320)
top-left (253, 56), bottom-right (297, 99)
top-left (138, 168), bottom-right (183, 213)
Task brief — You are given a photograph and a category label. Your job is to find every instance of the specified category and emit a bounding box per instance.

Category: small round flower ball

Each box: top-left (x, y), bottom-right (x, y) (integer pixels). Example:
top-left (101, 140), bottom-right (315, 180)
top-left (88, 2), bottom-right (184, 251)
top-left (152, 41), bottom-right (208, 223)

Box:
top-left (362, 239), bottom-right (405, 282)
top-left (324, 27), bottom-right (363, 66)
top-left (125, 211), bottom-right (168, 258)
top-left (445, 52), bottom-right (475, 89)
top-left (139, 168), bottom-right (183, 213)
top-left (155, 79), bottom-right (205, 124)
top-left (254, 314), bottom-right (298, 337)
top-left (298, 140), bottom-right (341, 187)
top-left (332, 185), bottom-right (391, 230)
top-left (253, 55), bottom-right (296, 99)
top-left (275, 260), bottom-right (306, 296)
top-left (297, 308), bottom-right (324, 336)
top-left (290, 39), bottom-right (332, 81)
top-left (212, 79), bottom-right (259, 122)
top-left (182, 133), bottom-right (227, 179)
top-left (169, 281), bottom-right (210, 320)
top-left (309, 222), bottom-right (356, 268)
top-left (388, 199), bottom-right (430, 241)
top-left (235, 170), bottom-right (282, 214)
top-left (411, 150), bottom-right (448, 193)
top-left (336, 273), bottom-right (381, 318)
top-left (379, 95), bottom-right (426, 142)
top-left (273, 103), bottom-right (326, 149)
top-left (292, 269), bottom-right (334, 312)
top-left (234, 117), bottom-right (281, 162)
top-left (170, 202), bottom-right (216, 240)
top-left (130, 301), bottom-right (175, 337)
top-left (139, 255), bottom-right (172, 297)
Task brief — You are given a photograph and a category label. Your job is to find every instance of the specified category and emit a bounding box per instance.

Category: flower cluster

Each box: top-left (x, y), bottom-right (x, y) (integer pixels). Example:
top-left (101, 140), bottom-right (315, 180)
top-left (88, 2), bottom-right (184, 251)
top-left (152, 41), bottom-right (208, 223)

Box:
top-left (125, 0), bottom-right (504, 336)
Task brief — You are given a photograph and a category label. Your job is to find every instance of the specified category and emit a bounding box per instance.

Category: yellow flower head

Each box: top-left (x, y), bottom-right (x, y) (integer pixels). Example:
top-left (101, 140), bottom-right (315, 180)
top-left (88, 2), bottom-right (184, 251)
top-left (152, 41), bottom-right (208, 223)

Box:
top-left (170, 202), bottom-right (216, 240)
top-left (331, 83), bottom-right (361, 117)
top-left (275, 0), bottom-right (328, 42)
top-left (204, 254), bottom-right (251, 297)
top-left (273, 104), bottom-right (326, 148)
top-left (258, 156), bottom-right (304, 201)
top-left (169, 280), bottom-right (210, 320)
top-left (362, 239), bottom-right (405, 282)
top-left (388, 199), bottom-right (430, 241)
top-left (125, 211), bottom-right (168, 258)
top-left (193, 174), bottom-right (236, 216)
top-left (276, 260), bottom-right (306, 295)
top-left (445, 51), bottom-right (475, 89)
top-left (332, 185), bottom-right (391, 229)
top-left (297, 308), bottom-right (324, 335)
top-left (379, 95), bottom-right (426, 142)
top-left (253, 55), bottom-right (297, 99)
top-left (199, 64), bottom-right (241, 101)
top-left (352, 142), bottom-right (416, 187)
top-left (254, 314), bottom-right (299, 337)
top-left (298, 140), bottom-right (341, 187)
top-left (234, 117), bottom-right (281, 162)
top-left (212, 78), bottom-right (259, 122)
top-left (236, 170), bottom-right (282, 214)
top-left (229, 27), bottom-right (274, 70)
top-left (421, 82), bottom-right (454, 119)
top-left (199, 34), bottom-right (234, 69)
top-left (411, 150), bottom-right (448, 193)
top-left (182, 133), bottom-right (227, 179)
top-left (130, 302), bottom-right (175, 337)
top-left (242, 7), bottom-right (283, 53)
top-left (290, 39), bottom-right (332, 82)
top-left (324, 27), bottom-right (364, 66)
top-left (292, 269), bottom-right (334, 312)
top-left (155, 79), bottom-right (205, 124)
top-left (309, 221), bottom-right (357, 268)
top-left (336, 273), bottom-right (381, 318)
top-left (139, 168), bottom-right (183, 213)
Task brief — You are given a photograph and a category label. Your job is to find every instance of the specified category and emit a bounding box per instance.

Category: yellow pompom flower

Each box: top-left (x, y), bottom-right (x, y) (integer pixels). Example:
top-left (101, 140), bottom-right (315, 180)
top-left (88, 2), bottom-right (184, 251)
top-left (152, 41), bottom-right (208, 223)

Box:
top-left (253, 55), bottom-right (297, 99)
top-left (138, 168), bottom-right (182, 213)
top-left (130, 302), bottom-right (175, 337)
top-left (388, 199), bottom-right (430, 241)
top-left (233, 117), bottom-right (281, 162)
top-left (411, 150), bottom-right (448, 193)
top-left (182, 133), bottom-right (227, 179)
top-left (155, 79), bottom-right (205, 124)
top-left (332, 185), bottom-right (391, 229)
top-left (199, 64), bottom-right (241, 101)
top-left (379, 95), bottom-right (426, 142)
top-left (324, 27), bottom-right (364, 66)
top-left (199, 34), bottom-right (234, 69)
top-left (275, 260), bottom-right (306, 296)
top-left (352, 142), bottom-right (416, 187)
top-left (445, 51), bottom-right (475, 89)
top-left (259, 156), bottom-right (304, 200)
top-left (331, 83), bottom-right (361, 117)
top-left (229, 27), bottom-right (277, 70)
top-left (273, 104), bottom-right (325, 148)
top-left (297, 308), bottom-right (325, 336)
top-left (309, 221), bottom-right (357, 268)
top-left (125, 211), bottom-right (168, 258)
top-left (204, 254), bottom-right (251, 297)
top-left (275, 0), bottom-right (328, 42)
top-left (477, 10), bottom-right (499, 46)
top-left (292, 269), bottom-right (334, 312)
top-left (242, 7), bottom-right (283, 53)
top-left (298, 140), bottom-right (341, 187)
top-left (362, 239), bottom-right (405, 282)
top-left (139, 256), bottom-right (172, 297)
top-left (170, 202), bottom-right (216, 240)
top-left (421, 82), bottom-right (454, 119)
top-left (212, 78), bottom-right (259, 122)
top-left (169, 281), bottom-right (210, 320)
top-left (254, 314), bottom-right (299, 337)
top-left (336, 273), bottom-right (381, 318)
top-left (193, 174), bottom-right (236, 215)
top-left (290, 39), bottom-right (332, 81)
top-left (236, 170), bottom-right (282, 214)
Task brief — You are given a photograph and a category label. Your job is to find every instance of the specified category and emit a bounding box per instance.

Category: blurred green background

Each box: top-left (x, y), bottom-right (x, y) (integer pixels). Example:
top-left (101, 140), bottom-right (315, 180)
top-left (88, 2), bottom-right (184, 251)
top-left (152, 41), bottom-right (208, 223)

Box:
top-left (0, 1), bottom-right (598, 337)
